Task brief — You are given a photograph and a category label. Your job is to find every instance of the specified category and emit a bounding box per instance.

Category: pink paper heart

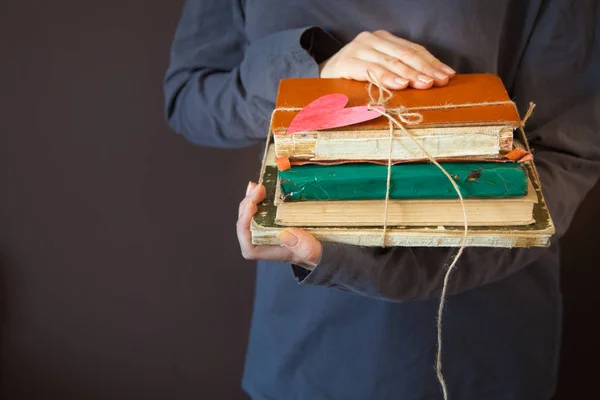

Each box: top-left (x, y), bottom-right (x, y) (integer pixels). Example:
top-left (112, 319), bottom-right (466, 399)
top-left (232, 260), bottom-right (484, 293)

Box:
top-left (287, 93), bottom-right (384, 134)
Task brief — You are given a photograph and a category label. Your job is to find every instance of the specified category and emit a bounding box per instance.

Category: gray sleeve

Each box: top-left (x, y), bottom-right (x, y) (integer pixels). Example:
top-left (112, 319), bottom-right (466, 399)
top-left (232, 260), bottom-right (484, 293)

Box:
top-left (293, 1), bottom-right (600, 302)
top-left (163, 0), bottom-right (342, 148)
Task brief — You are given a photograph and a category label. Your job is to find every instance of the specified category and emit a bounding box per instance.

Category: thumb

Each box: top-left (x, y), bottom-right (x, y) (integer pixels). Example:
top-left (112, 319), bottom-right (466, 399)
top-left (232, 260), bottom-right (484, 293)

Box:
top-left (278, 228), bottom-right (322, 268)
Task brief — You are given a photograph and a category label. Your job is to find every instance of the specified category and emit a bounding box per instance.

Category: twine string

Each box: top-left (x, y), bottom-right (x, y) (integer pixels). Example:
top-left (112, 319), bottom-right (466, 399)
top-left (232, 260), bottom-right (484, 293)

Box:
top-left (366, 70), bottom-right (467, 400)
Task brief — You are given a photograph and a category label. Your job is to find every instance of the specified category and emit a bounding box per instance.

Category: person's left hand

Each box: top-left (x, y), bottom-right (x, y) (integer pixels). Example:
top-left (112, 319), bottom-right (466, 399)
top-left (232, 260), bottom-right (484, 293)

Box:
top-left (237, 182), bottom-right (322, 270)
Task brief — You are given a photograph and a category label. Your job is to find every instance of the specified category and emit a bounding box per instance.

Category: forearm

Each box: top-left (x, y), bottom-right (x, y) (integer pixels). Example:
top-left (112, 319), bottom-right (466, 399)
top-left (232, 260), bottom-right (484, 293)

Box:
top-left (167, 30), bottom-right (325, 148)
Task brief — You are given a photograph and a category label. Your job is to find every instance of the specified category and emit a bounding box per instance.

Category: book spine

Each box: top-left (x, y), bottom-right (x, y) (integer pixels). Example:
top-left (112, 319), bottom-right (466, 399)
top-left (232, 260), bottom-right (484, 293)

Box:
top-left (274, 126), bottom-right (514, 160)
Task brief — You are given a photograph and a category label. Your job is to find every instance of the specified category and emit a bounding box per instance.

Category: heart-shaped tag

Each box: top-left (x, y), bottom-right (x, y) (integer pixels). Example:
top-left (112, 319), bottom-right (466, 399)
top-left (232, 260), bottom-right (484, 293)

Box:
top-left (286, 93), bottom-right (384, 134)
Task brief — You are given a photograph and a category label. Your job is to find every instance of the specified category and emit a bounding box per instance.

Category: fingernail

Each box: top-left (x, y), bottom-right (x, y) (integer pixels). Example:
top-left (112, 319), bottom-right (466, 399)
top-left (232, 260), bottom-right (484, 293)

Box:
top-left (433, 71), bottom-right (448, 80)
top-left (279, 230), bottom-right (298, 247)
top-left (246, 181), bottom-right (255, 196)
top-left (441, 65), bottom-right (455, 75)
top-left (418, 75), bottom-right (434, 84)
top-left (394, 77), bottom-right (409, 86)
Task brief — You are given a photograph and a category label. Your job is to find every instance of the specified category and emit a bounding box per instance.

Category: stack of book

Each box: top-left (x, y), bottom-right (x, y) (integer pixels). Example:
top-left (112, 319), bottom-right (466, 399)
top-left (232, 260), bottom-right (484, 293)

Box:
top-left (251, 74), bottom-right (555, 248)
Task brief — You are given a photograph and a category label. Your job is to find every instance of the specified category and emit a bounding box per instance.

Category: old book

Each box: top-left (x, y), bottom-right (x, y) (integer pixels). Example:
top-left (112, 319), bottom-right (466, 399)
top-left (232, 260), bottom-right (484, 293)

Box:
top-left (250, 144), bottom-right (555, 248)
top-left (278, 162), bottom-right (528, 201)
top-left (274, 180), bottom-right (537, 227)
top-left (275, 160), bottom-right (535, 226)
top-left (271, 74), bottom-right (520, 162)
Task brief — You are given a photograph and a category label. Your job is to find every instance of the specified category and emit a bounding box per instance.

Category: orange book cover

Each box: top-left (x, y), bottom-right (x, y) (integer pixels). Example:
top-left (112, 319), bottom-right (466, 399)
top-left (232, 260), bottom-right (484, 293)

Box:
top-left (271, 74), bottom-right (521, 132)
top-left (270, 74), bottom-right (522, 162)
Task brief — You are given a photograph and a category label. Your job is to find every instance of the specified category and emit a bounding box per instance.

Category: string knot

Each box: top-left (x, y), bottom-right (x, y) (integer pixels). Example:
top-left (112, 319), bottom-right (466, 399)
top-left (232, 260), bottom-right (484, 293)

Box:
top-left (395, 106), bottom-right (423, 125)
top-left (366, 71), bottom-right (424, 126)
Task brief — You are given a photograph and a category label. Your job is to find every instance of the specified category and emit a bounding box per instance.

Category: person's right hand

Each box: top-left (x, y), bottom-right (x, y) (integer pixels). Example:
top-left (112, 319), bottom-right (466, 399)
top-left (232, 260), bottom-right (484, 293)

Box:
top-left (319, 30), bottom-right (455, 90)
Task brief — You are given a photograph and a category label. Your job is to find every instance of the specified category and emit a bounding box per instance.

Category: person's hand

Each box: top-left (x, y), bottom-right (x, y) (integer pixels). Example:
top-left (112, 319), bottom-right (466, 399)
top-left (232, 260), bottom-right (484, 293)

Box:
top-left (237, 182), bottom-right (322, 270)
top-left (319, 30), bottom-right (455, 90)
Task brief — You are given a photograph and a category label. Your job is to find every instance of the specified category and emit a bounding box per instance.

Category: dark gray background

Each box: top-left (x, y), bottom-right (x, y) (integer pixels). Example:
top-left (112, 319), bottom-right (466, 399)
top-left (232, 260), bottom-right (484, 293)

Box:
top-left (0, 1), bottom-right (597, 399)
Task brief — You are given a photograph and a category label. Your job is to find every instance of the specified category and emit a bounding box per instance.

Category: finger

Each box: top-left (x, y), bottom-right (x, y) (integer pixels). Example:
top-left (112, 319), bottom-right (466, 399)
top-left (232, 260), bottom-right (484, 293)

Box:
top-left (236, 196), bottom-right (258, 258)
top-left (345, 58), bottom-right (409, 90)
top-left (238, 183), bottom-right (266, 218)
top-left (237, 196), bottom-right (257, 231)
top-left (369, 32), bottom-right (452, 88)
top-left (236, 202), bottom-right (297, 263)
top-left (250, 183), bottom-right (267, 203)
top-left (236, 186), bottom-right (321, 265)
top-left (354, 49), bottom-right (434, 89)
top-left (238, 195), bottom-right (253, 218)
top-left (236, 184), bottom-right (267, 258)
top-left (370, 42), bottom-right (447, 87)
top-left (237, 183), bottom-right (267, 231)
top-left (367, 34), bottom-right (442, 76)
top-left (412, 48), bottom-right (456, 81)
top-left (278, 228), bottom-right (323, 269)
top-left (379, 57), bottom-right (436, 89)
top-left (236, 201), bottom-right (294, 262)
top-left (373, 30), bottom-right (456, 78)
top-left (397, 45), bottom-right (451, 87)
top-left (246, 181), bottom-right (256, 196)
top-left (241, 242), bottom-right (296, 262)
top-left (386, 44), bottom-right (448, 87)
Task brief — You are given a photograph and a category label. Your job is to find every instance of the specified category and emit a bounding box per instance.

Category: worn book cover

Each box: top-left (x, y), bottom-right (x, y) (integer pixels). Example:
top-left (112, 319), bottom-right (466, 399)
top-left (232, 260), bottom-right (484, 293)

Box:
top-left (272, 74), bottom-right (521, 162)
top-left (278, 162), bottom-right (528, 201)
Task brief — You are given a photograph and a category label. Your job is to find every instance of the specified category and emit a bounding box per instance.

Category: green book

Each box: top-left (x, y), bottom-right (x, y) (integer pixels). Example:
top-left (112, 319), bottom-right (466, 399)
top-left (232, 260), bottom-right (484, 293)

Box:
top-left (279, 162), bottom-right (528, 201)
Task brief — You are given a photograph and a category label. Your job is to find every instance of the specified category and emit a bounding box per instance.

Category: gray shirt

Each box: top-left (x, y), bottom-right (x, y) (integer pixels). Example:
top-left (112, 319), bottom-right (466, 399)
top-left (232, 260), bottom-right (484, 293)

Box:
top-left (164, 1), bottom-right (600, 399)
